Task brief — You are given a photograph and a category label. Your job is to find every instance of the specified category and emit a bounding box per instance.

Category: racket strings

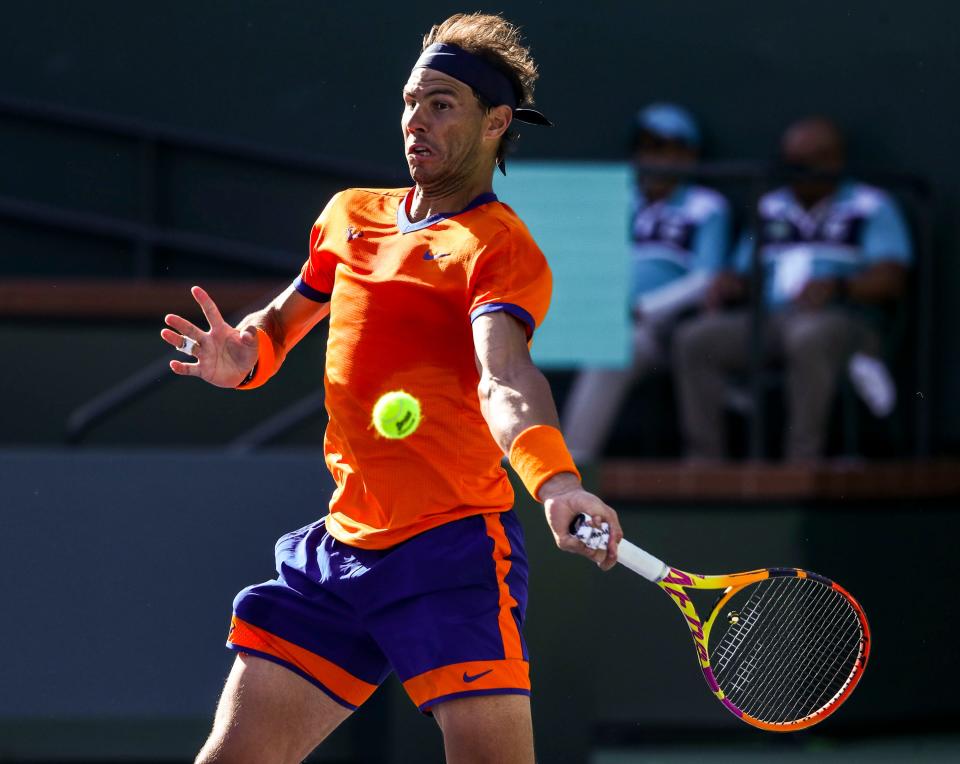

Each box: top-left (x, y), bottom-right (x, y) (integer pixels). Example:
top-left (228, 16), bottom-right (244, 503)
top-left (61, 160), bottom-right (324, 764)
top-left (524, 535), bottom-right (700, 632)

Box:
top-left (780, 620), bottom-right (861, 721)
top-left (791, 609), bottom-right (863, 714)
top-left (712, 576), bottom-right (800, 676)
top-left (716, 580), bottom-right (837, 718)
top-left (717, 579), bottom-right (860, 722)
top-left (723, 581), bottom-right (851, 720)
top-left (731, 581), bottom-right (839, 711)
top-left (717, 580), bottom-right (819, 703)
top-left (709, 576), bottom-right (864, 725)
top-left (774, 604), bottom-right (860, 716)
top-left (751, 589), bottom-right (856, 721)
top-left (714, 576), bottom-right (813, 691)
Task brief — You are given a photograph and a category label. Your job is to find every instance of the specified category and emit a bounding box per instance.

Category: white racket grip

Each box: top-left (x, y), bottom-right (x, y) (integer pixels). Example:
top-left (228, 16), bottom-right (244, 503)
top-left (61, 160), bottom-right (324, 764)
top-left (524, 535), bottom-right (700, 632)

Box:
top-left (616, 539), bottom-right (669, 582)
top-left (570, 513), bottom-right (668, 582)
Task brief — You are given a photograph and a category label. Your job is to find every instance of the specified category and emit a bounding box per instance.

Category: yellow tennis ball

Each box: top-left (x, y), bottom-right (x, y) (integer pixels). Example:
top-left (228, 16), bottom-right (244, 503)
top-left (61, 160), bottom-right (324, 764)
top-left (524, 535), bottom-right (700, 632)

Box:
top-left (372, 391), bottom-right (421, 439)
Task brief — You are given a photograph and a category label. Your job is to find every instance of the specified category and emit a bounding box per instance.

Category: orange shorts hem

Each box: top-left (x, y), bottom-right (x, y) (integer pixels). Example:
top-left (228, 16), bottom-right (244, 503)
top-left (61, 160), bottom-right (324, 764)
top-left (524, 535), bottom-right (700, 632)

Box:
top-left (227, 615), bottom-right (378, 710)
top-left (402, 659), bottom-right (531, 712)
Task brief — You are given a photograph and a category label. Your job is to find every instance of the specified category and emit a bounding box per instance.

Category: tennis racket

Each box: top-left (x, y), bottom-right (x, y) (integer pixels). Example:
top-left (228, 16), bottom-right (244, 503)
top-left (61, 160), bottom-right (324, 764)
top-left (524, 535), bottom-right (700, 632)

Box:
top-left (572, 514), bottom-right (870, 731)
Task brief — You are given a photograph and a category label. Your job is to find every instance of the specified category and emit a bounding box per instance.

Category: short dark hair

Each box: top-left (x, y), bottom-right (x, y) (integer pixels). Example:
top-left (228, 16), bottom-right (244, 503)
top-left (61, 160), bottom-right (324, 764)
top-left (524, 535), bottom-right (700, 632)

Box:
top-left (422, 13), bottom-right (540, 164)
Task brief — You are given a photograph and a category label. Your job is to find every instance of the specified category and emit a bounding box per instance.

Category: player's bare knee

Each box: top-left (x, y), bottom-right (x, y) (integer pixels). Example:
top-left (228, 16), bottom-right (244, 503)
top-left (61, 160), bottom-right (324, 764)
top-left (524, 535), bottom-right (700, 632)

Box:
top-left (434, 694), bottom-right (534, 763)
top-left (194, 732), bottom-right (235, 764)
top-left (195, 731), bottom-right (309, 764)
top-left (195, 747), bottom-right (271, 764)
top-left (195, 719), bottom-right (265, 764)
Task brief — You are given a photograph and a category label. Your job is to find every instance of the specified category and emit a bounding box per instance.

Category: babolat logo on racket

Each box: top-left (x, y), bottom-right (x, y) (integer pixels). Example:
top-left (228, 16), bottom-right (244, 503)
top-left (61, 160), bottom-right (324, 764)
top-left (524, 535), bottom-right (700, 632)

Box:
top-left (659, 569), bottom-right (710, 663)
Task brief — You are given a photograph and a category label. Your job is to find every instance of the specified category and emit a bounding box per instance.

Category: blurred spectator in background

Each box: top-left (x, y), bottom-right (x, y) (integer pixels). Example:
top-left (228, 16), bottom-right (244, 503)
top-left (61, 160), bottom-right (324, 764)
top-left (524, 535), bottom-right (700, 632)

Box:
top-left (563, 103), bottom-right (731, 460)
top-left (674, 116), bottom-right (912, 462)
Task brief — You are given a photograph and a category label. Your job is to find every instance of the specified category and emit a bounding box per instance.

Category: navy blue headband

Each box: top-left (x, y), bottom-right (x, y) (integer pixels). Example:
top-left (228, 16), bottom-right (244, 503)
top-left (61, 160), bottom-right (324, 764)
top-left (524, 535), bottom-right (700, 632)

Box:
top-left (413, 43), bottom-right (553, 128)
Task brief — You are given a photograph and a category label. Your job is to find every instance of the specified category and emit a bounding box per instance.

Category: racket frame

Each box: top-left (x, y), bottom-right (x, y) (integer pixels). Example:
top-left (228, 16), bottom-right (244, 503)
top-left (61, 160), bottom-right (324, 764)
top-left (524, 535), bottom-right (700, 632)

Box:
top-left (587, 531), bottom-right (870, 731)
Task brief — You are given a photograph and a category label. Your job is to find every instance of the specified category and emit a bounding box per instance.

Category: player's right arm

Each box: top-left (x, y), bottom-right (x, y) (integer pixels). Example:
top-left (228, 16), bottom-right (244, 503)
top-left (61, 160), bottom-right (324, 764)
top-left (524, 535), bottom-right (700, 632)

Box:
top-left (160, 283), bottom-right (330, 388)
top-left (472, 310), bottom-right (623, 570)
top-left (162, 193), bottom-right (341, 387)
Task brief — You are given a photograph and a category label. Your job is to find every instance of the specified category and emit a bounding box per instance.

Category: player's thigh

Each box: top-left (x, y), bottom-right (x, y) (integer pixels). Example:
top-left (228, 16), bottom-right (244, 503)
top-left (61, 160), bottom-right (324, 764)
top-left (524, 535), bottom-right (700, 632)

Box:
top-left (432, 693), bottom-right (534, 764)
top-left (196, 653), bottom-right (352, 764)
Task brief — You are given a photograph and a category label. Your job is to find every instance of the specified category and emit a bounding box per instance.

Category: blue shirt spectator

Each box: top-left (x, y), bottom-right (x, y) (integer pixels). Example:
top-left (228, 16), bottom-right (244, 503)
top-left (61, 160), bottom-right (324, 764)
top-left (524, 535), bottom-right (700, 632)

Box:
top-left (674, 117), bottom-right (912, 462)
top-left (564, 103), bottom-right (731, 460)
top-left (630, 183), bottom-right (730, 318)
top-left (733, 181), bottom-right (912, 308)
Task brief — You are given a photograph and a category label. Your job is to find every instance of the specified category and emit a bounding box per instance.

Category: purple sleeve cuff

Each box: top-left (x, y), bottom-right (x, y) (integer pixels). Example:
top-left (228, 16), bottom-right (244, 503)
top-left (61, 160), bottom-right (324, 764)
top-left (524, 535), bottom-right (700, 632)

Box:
top-left (470, 302), bottom-right (535, 338)
top-left (294, 276), bottom-right (332, 303)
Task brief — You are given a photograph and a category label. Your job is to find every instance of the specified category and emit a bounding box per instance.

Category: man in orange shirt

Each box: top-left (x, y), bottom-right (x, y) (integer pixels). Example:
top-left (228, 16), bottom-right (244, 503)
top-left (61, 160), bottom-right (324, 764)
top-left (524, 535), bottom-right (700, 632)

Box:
top-left (161, 13), bottom-right (622, 764)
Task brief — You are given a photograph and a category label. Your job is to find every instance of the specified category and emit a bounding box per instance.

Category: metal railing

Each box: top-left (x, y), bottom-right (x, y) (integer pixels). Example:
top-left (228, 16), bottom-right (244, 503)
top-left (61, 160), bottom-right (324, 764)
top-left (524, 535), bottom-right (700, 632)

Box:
top-left (0, 94), bottom-right (406, 277)
top-left (0, 95), bottom-right (403, 443)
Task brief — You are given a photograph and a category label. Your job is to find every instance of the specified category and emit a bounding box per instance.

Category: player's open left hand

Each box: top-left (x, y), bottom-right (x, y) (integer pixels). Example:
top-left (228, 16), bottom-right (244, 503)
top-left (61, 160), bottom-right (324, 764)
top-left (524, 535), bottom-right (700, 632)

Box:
top-left (540, 473), bottom-right (622, 571)
top-left (161, 286), bottom-right (259, 388)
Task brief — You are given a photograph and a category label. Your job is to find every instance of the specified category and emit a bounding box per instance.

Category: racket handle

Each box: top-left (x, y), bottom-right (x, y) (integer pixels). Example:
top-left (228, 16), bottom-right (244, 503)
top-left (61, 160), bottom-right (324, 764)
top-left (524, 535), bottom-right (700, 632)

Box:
top-left (570, 513), bottom-right (668, 582)
top-left (616, 539), bottom-right (669, 582)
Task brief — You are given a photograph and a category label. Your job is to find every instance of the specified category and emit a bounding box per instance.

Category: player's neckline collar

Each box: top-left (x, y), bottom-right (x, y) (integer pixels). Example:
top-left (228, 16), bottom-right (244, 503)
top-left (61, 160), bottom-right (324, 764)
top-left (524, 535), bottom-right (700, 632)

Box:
top-left (397, 189), bottom-right (499, 234)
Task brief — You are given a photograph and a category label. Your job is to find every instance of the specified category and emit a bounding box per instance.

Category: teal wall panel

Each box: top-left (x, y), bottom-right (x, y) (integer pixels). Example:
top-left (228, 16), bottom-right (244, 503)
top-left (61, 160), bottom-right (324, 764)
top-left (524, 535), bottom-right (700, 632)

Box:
top-left (496, 160), bottom-right (632, 368)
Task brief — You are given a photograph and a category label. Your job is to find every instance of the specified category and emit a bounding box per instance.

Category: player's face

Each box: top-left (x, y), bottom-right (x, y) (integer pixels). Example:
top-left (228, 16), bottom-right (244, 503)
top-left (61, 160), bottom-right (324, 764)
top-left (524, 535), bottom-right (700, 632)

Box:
top-left (401, 68), bottom-right (490, 187)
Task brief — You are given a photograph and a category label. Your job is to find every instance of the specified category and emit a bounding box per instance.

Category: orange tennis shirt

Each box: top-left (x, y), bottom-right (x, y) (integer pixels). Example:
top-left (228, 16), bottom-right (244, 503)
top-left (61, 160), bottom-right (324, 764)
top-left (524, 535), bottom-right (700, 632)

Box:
top-left (293, 187), bottom-right (552, 549)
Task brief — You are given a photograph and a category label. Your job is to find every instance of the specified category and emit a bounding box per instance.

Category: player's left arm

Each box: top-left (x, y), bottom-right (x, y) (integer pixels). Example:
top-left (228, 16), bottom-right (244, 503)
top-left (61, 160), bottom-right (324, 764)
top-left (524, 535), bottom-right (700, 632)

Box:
top-left (472, 311), bottom-right (622, 569)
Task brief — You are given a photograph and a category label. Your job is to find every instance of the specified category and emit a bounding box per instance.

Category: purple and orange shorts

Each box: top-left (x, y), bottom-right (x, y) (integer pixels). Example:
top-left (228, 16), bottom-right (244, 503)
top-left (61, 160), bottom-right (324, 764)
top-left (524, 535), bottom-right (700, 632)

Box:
top-left (227, 510), bottom-right (529, 713)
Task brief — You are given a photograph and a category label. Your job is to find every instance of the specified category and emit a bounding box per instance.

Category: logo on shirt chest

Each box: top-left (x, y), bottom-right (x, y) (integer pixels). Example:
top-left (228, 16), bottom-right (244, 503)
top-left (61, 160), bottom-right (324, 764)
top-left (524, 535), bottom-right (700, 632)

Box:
top-left (417, 245), bottom-right (468, 274)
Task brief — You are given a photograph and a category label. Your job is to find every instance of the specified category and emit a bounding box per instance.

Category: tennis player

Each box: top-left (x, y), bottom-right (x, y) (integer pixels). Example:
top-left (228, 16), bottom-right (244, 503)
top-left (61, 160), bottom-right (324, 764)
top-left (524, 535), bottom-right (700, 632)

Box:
top-left (161, 13), bottom-right (622, 764)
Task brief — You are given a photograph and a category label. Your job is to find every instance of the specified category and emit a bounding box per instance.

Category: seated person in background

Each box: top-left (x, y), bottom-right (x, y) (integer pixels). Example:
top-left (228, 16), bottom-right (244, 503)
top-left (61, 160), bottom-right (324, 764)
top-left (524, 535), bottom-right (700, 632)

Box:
top-left (673, 116), bottom-right (912, 462)
top-left (562, 102), bottom-right (731, 460)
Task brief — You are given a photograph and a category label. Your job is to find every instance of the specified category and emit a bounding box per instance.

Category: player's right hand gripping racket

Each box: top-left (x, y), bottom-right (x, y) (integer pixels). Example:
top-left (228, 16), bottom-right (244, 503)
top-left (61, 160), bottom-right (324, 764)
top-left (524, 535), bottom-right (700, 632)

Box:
top-left (572, 514), bottom-right (870, 731)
